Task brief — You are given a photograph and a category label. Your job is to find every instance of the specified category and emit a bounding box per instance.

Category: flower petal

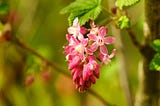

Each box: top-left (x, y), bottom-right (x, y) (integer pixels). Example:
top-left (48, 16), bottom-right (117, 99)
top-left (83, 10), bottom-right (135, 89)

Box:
top-left (68, 56), bottom-right (80, 70)
top-left (98, 27), bottom-right (107, 37)
top-left (90, 42), bottom-right (98, 52)
top-left (69, 36), bottom-right (79, 45)
top-left (104, 36), bottom-right (115, 44)
top-left (80, 27), bottom-right (86, 35)
top-left (90, 75), bottom-right (96, 84)
top-left (81, 38), bottom-right (88, 46)
top-left (109, 49), bottom-right (116, 58)
top-left (78, 33), bottom-right (84, 41)
top-left (87, 34), bottom-right (97, 41)
top-left (73, 17), bottom-right (79, 26)
top-left (100, 45), bottom-right (108, 55)
top-left (83, 64), bottom-right (90, 80)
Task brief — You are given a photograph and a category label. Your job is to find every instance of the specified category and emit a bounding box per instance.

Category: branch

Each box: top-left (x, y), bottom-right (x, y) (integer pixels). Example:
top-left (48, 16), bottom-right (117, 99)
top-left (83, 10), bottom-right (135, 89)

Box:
top-left (9, 37), bottom-right (115, 106)
top-left (126, 28), bottom-right (143, 50)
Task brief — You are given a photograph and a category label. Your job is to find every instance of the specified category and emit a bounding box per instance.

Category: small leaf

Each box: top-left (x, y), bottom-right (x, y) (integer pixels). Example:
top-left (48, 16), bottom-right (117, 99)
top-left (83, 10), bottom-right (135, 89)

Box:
top-left (151, 39), bottom-right (160, 53)
top-left (0, 2), bottom-right (9, 15)
top-left (116, 0), bottom-right (140, 9)
top-left (60, 0), bottom-right (102, 26)
top-left (150, 53), bottom-right (160, 71)
top-left (116, 15), bottom-right (130, 29)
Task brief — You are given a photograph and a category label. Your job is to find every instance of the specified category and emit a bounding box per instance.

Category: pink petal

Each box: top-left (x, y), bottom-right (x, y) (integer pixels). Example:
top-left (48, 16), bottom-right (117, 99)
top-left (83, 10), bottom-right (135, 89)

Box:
top-left (109, 49), bottom-right (116, 58)
top-left (66, 34), bottom-right (71, 41)
top-left (87, 34), bottom-right (97, 41)
top-left (68, 56), bottom-right (80, 70)
top-left (83, 65), bottom-right (90, 80)
top-left (69, 36), bottom-right (79, 45)
top-left (73, 17), bottom-right (79, 26)
top-left (93, 69), bottom-right (99, 78)
top-left (100, 45), bottom-right (108, 55)
top-left (90, 42), bottom-right (98, 52)
top-left (71, 68), bottom-right (76, 76)
top-left (90, 75), bottom-right (96, 84)
top-left (78, 33), bottom-right (84, 41)
top-left (104, 36), bottom-right (115, 44)
top-left (98, 52), bottom-right (104, 62)
top-left (80, 27), bottom-right (86, 35)
top-left (82, 38), bottom-right (88, 46)
top-left (79, 78), bottom-right (84, 85)
top-left (73, 70), bottom-right (79, 82)
top-left (99, 27), bottom-right (107, 37)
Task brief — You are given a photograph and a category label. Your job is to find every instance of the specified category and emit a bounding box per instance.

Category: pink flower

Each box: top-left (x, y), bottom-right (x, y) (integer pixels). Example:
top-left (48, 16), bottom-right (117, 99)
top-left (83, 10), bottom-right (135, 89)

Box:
top-left (64, 34), bottom-right (88, 61)
top-left (68, 17), bottom-right (86, 39)
top-left (63, 18), bottom-right (116, 92)
top-left (88, 27), bottom-right (115, 55)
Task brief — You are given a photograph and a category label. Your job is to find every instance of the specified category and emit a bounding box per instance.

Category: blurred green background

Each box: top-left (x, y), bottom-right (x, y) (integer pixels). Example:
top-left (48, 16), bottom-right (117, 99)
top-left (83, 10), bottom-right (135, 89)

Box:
top-left (0, 0), bottom-right (144, 106)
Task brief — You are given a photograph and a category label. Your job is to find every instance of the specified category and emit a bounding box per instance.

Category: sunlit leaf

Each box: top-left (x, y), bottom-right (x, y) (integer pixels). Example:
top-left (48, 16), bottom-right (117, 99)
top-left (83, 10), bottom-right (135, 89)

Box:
top-left (116, 15), bottom-right (130, 29)
top-left (151, 39), bottom-right (160, 53)
top-left (150, 53), bottom-right (160, 71)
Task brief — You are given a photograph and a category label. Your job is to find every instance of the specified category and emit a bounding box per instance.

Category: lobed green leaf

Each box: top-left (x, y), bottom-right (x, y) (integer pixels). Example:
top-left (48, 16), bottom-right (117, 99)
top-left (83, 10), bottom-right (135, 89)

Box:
top-left (116, 0), bottom-right (140, 9)
top-left (116, 15), bottom-right (130, 29)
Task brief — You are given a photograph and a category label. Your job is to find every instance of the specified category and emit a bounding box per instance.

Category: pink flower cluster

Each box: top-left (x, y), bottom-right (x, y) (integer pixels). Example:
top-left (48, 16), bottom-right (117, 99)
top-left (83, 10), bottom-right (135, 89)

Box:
top-left (64, 18), bottom-right (116, 92)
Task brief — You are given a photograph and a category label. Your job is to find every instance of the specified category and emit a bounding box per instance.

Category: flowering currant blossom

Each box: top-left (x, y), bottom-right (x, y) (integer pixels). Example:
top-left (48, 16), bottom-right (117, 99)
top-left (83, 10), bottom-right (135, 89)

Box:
top-left (63, 18), bottom-right (116, 92)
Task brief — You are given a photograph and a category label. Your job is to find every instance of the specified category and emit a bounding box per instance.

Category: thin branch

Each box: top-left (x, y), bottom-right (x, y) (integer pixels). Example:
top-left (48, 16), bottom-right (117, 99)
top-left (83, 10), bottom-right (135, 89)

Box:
top-left (88, 89), bottom-right (116, 106)
top-left (10, 37), bottom-right (71, 78)
top-left (126, 28), bottom-right (143, 50)
top-left (9, 37), bottom-right (114, 106)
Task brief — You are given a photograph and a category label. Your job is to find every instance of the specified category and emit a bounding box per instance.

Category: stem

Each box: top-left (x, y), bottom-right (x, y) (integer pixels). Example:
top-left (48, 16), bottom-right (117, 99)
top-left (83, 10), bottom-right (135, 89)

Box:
top-left (126, 28), bottom-right (142, 50)
top-left (10, 37), bottom-right (71, 78)
top-left (9, 37), bottom-right (114, 106)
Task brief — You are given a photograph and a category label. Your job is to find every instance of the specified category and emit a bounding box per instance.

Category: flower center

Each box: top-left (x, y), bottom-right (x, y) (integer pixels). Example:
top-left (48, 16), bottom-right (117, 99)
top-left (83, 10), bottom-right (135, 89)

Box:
top-left (97, 37), bottom-right (104, 46)
top-left (90, 27), bottom-right (98, 35)
top-left (75, 44), bottom-right (85, 54)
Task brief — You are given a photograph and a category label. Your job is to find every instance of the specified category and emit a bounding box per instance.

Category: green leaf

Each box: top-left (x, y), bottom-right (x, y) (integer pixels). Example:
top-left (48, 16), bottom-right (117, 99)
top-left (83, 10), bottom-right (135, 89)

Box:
top-left (60, 0), bottom-right (102, 26)
top-left (150, 53), bottom-right (160, 71)
top-left (151, 39), bottom-right (160, 53)
top-left (116, 15), bottom-right (130, 29)
top-left (116, 0), bottom-right (140, 9)
top-left (0, 2), bottom-right (9, 15)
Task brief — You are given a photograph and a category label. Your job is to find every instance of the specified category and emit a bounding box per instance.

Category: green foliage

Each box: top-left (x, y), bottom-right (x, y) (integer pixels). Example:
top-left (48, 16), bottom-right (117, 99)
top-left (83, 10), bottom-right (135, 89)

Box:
top-left (116, 15), bottom-right (130, 29)
top-left (115, 0), bottom-right (140, 9)
top-left (0, 2), bottom-right (9, 15)
top-left (150, 53), bottom-right (160, 71)
top-left (151, 39), bottom-right (160, 52)
top-left (150, 39), bottom-right (160, 71)
top-left (60, 0), bottom-right (102, 26)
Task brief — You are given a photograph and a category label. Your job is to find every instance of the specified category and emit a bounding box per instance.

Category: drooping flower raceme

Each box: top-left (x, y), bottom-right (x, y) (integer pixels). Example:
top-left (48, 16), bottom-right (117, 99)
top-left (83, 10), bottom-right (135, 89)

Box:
top-left (63, 18), bottom-right (116, 92)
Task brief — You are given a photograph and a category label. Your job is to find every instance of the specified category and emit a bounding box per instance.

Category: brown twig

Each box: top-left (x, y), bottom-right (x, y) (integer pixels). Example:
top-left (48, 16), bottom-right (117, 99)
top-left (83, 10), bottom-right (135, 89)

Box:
top-left (126, 28), bottom-right (143, 50)
top-left (9, 37), bottom-right (114, 106)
